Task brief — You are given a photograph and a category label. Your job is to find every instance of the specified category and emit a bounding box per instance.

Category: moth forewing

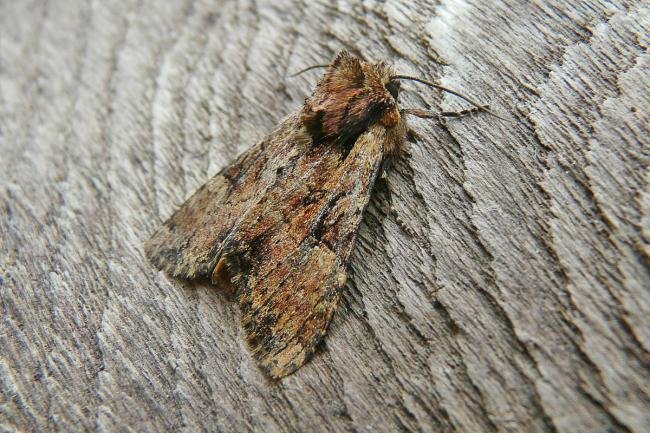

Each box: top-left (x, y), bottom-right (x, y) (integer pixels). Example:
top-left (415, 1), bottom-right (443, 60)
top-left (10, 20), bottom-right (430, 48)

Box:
top-left (228, 123), bottom-right (400, 378)
top-left (143, 113), bottom-right (306, 280)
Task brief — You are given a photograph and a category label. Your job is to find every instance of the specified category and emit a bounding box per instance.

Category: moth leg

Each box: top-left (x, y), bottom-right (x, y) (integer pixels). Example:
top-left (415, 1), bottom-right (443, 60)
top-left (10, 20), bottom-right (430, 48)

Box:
top-left (391, 205), bottom-right (417, 238)
top-left (440, 106), bottom-right (487, 118)
top-left (379, 176), bottom-right (418, 239)
top-left (402, 106), bottom-right (489, 120)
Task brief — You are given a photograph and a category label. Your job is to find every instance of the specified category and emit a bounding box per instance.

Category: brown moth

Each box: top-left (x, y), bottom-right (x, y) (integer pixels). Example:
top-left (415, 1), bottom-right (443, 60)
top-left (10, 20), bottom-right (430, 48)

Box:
top-left (145, 50), bottom-right (495, 379)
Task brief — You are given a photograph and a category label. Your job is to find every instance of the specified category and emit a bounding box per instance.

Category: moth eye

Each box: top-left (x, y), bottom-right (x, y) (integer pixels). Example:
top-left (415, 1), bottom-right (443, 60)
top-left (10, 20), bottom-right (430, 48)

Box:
top-left (386, 80), bottom-right (400, 100)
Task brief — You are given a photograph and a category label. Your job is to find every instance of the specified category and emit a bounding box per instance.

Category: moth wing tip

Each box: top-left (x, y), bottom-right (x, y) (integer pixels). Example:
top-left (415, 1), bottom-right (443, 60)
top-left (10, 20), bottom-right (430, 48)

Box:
top-left (245, 328), bottom-right (321, 380)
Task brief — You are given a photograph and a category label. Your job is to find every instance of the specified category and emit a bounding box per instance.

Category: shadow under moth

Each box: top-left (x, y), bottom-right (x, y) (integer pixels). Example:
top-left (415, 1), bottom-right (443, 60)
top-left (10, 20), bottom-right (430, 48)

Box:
top-left (145, 51), bottom-right (498, 379)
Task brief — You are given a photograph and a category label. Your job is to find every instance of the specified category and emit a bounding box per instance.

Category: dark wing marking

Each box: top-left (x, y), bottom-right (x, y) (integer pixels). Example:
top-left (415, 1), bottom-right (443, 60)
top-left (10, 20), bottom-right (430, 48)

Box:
top-left (144, 113), bottom-right (311, 279)
top-left (222, 124), bottom-right (389, 378)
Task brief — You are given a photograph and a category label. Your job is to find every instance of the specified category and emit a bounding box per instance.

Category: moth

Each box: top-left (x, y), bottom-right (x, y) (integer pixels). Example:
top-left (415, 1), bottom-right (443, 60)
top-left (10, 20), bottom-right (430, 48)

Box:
top-left (145, 51), bottom-right (497, 378)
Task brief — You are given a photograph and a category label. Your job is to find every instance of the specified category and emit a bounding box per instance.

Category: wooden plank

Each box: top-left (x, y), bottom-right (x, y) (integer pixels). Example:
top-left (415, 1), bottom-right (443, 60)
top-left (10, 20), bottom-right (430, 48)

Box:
top-left (1, 1), bottom-right (648, 432)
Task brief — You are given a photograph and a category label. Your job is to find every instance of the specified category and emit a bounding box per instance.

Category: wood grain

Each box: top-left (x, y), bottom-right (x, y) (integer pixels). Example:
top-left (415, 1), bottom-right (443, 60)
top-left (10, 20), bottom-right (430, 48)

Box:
top-left (1, 1), bottom-right (648, 432)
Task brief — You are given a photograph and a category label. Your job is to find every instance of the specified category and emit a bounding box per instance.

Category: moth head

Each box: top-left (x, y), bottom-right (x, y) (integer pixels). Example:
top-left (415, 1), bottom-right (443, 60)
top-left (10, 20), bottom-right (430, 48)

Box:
top-left (301, 51), bottom-right (404, 148)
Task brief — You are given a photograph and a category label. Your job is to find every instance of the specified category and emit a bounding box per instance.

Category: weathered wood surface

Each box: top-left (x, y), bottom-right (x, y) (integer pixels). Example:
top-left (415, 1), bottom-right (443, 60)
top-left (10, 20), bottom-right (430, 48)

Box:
top-left (1, 1), bottom-right (648, 432)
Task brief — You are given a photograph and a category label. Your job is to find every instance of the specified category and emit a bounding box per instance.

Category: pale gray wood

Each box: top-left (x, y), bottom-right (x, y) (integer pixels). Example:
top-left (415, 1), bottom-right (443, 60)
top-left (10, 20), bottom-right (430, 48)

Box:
top-left (1, 1), bottom-right (648, 432)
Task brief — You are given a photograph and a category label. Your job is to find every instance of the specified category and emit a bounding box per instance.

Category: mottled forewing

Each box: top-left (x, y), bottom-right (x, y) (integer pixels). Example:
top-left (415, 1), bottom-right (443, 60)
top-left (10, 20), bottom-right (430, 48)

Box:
top-left (224, 125), bottom-right (388, 378)
top-left (144, 113), bottom-right (309, 279)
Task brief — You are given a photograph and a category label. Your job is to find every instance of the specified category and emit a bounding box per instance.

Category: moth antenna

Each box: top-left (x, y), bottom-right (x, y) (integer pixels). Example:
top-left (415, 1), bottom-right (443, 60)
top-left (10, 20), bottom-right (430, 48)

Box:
top-left (289, 64), bottom-right (330, 77)
top-left (390, 74), bottom-right (508, 120)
